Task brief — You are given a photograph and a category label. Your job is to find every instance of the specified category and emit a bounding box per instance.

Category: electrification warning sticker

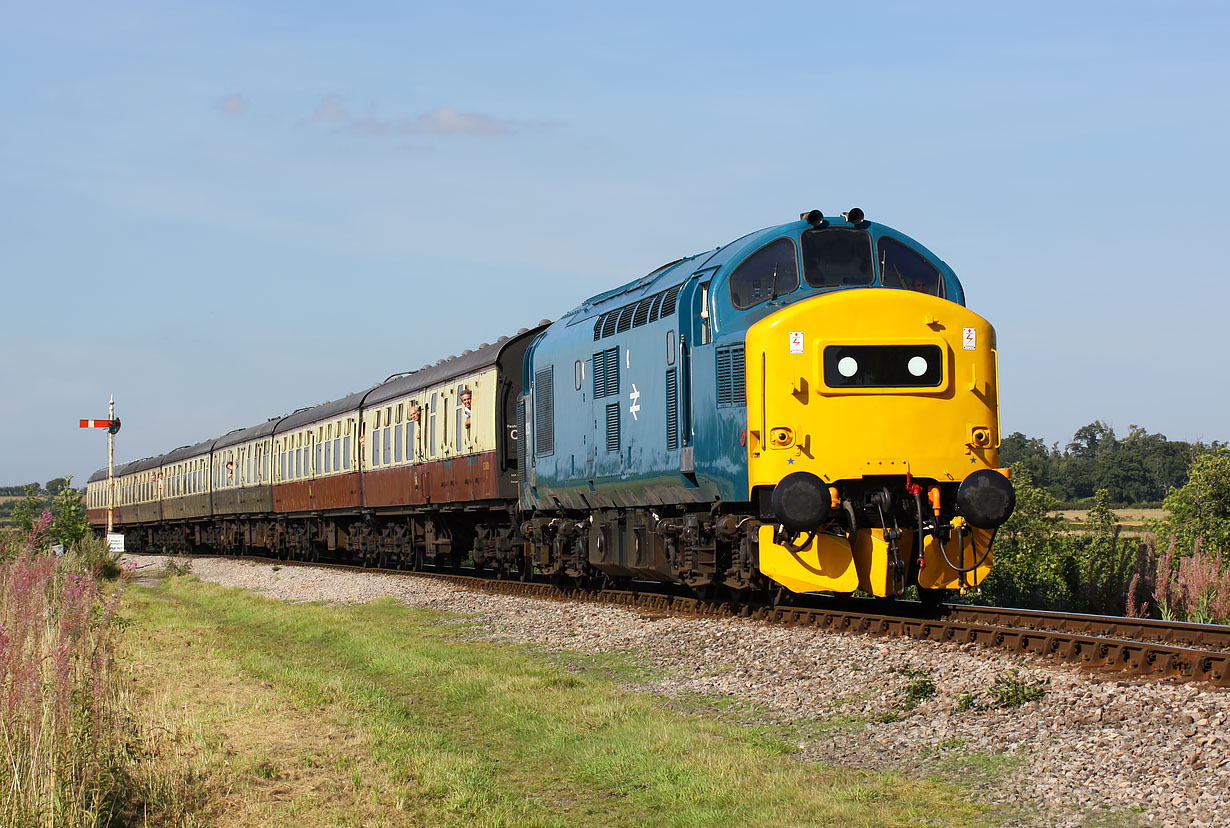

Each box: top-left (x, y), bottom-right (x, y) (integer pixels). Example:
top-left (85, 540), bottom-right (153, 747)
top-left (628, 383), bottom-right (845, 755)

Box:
top-left (789, 331), bottom-right (804, 354)
top-left (963, 327), bottom-right (977, 351)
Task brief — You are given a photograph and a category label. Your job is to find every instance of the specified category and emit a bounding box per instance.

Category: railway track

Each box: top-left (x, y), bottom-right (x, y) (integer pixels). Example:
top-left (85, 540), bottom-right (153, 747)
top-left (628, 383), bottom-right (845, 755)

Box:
top-left (150, 553), bottom-right (1230, 688)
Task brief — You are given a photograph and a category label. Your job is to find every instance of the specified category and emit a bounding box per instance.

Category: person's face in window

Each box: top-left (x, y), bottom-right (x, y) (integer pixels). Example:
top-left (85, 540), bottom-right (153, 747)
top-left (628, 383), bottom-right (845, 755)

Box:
top-left (460, 392), bottom-right (472, 409)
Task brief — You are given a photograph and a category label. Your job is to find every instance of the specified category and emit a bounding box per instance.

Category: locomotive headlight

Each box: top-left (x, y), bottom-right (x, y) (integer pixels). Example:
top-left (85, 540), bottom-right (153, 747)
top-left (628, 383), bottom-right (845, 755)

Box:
top-left (837, 356), bottom-right (859, 377)
top-left (907, 355), bottom-right (928, 377)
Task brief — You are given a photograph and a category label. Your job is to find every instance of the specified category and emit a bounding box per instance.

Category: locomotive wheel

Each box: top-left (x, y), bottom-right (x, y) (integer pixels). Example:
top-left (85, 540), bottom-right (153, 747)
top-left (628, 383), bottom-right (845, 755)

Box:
top-left (918, 587), bottom-right (950, 616)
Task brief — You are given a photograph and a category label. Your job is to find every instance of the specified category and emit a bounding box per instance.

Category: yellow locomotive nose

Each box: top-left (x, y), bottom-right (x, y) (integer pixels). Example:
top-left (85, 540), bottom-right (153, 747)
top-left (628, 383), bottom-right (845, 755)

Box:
top-left (745, 289), bottom-right (1007, 597)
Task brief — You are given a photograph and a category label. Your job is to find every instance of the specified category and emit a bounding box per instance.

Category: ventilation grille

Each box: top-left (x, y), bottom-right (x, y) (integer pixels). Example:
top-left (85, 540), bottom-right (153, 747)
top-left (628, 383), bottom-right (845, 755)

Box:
top-left (516, 399), bottom-right (527, 475)
top-left (534, 368), bottom-right (554, 456)
top-left (659, 284), bottom-right (682, 317)
top-left (605, 403), bottom-right (620, 453)
top-left (716, 345), bottom-right (746, 408)
top-left (592, 283), bottom-right (686, 341)
top-left (665, 368), bottom-right (678, 451)
top-left (632, 297), bottom-right (652, 327)
top-left (593, 348), bottom-right (619, 398)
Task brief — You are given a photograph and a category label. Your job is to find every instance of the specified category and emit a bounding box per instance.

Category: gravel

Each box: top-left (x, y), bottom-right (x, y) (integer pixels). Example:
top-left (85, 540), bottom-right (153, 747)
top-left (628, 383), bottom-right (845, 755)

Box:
top-left (126, 555), bottom-right (1230, 827)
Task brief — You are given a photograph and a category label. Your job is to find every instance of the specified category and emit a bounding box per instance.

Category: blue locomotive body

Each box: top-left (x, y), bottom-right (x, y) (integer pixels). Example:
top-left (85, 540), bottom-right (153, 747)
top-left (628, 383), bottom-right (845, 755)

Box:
top-left (520, 215), bottom-right (968, 512)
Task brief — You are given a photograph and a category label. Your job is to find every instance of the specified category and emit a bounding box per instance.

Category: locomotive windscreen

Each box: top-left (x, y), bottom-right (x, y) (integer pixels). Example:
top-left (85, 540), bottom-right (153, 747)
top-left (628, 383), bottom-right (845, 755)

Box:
top-left (801, 228), bottom-right (874, 288)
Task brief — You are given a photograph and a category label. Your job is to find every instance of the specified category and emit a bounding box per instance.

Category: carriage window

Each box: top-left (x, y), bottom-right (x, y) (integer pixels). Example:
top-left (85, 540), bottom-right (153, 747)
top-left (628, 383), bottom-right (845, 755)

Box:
top-left (801, 228), bottom-right (874, 288)
top-left (394, 425), bottom-right (404, 463)
top-left (728, 238), bottom-right (799, 309)
top-left (877, 236), bottom-right (943, 296)
top-left (343, 435), bottom-right (351, 469)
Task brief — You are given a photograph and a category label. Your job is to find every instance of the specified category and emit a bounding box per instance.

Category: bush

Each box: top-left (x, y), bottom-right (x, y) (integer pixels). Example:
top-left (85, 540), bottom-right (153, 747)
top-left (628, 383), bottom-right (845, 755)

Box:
top-left (1159, 449), bottom-right (1230, 554)
top-left (66, 532), bottom-right (123, 581)
top-left (0, 515), bottom-right (132, 825)
top-left (977, 469), bottom-right (1071, 608)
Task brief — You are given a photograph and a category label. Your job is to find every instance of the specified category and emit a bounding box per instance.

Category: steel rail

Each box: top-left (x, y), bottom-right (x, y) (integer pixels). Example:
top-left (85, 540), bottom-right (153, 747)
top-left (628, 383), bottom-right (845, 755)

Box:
top-left (941, 604), bottom-right (1230, 652)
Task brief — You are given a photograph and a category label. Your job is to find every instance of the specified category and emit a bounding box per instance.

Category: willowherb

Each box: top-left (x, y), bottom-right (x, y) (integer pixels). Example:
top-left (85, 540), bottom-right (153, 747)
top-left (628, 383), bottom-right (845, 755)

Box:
top-left (1149, 534), bottom-right (1230, 625)
top-left (1, 518), bottom-right (131, 827)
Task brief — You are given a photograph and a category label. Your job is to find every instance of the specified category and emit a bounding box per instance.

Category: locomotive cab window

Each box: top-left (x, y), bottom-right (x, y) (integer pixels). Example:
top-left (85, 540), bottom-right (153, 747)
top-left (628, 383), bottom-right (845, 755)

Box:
top-left (728, 238), bottom-right (799, 309)
top-left (877, 236), bottom-right (943, 296)
top-left (801, 228), bottom-right (874, 288)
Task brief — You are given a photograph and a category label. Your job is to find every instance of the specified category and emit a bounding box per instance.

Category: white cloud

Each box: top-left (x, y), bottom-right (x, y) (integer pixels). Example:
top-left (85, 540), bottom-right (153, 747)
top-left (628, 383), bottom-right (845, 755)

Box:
top-left (352, 106), bottom-right (517, 137)
top-left (306, 94), bottom-right (349, 123)
top-left (218, 94), bottom-right (248, 116)
top-left (303, 97), bottom-right (529, 137)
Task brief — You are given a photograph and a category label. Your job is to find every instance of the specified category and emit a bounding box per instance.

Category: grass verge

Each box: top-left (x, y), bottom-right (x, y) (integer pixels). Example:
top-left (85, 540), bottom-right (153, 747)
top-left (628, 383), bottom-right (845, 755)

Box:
top-left (123, 574), bottom-right (1004, 827)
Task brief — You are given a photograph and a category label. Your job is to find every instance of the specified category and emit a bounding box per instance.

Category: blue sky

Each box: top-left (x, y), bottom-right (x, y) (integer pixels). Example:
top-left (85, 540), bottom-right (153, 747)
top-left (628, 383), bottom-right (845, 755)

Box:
top-left (2, 1), bottom-right (1227, 487)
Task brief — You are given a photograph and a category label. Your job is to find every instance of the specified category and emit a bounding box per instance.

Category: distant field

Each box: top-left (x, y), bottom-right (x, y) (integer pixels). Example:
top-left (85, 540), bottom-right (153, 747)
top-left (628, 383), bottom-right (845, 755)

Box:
top-left (1057, 508), bottom-right (1165, 534)
top-left (0, 495), bottom-right (24, 504)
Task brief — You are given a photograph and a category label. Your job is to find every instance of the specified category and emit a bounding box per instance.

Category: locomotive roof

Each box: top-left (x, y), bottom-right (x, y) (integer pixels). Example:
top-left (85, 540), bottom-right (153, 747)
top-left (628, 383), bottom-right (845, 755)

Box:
top-left (556, 214), bottom-right (955, 325)
top-left (558, 224), bottom-right (783, 323)
top-left (565, 255), bottom-right (705, 320)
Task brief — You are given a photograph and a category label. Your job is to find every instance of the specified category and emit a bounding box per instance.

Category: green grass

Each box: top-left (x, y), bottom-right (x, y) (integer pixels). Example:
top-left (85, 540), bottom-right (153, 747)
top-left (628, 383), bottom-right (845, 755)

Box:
top-left (123, 575), bottom-right (1007, 828)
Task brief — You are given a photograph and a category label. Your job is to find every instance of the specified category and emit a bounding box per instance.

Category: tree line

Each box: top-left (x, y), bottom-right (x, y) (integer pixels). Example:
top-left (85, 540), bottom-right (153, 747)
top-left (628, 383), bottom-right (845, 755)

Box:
top-left (999, 420), bottom-right (1224, 505)
top-left (978, 449), bottom-right (1230, 623)
top-left (0, 478), bottom-right (72, 498)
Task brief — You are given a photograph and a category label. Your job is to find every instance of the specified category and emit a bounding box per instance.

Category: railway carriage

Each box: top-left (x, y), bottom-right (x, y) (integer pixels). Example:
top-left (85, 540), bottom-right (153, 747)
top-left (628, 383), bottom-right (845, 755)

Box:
top-left (87, 327), bottom-right (543, 572)
top-left (88, 208), bottom-right (1014, 601)
top-left (159, 441), bottom-right (211, 524)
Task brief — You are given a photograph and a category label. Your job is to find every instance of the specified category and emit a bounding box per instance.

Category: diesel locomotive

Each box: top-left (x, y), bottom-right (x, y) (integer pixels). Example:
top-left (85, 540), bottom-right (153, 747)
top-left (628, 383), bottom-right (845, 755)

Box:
top-left (88, 208), bottom-right (1015, 600)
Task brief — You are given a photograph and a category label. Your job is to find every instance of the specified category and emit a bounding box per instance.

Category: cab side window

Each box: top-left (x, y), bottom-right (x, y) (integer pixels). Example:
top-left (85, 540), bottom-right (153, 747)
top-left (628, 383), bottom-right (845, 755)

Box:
top-left (728, 238), bottom-right (799, 309)
top-left (877, 236), bottom-right (943, 296)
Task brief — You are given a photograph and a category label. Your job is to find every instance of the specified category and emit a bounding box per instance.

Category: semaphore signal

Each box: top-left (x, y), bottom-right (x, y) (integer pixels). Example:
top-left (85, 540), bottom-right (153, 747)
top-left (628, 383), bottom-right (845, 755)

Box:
top-left (79, 418), bottom-right (121, 433)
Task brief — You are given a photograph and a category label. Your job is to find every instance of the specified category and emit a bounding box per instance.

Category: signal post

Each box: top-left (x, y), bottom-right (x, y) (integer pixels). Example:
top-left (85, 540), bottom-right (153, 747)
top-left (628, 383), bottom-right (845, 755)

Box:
top-left (79, 397), bottom-right (121, 534)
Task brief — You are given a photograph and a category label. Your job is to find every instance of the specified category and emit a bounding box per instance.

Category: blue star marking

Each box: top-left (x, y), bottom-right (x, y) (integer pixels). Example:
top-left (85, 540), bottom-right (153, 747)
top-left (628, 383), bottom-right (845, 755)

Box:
top-left (788, 457), bottom-right (794, 464)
